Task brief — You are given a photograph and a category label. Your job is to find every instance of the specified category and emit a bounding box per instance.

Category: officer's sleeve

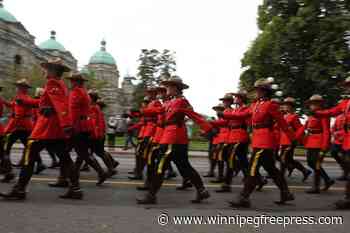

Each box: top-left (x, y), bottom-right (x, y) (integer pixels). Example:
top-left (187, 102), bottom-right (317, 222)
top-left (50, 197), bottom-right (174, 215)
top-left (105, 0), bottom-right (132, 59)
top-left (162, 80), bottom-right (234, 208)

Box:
top-left (321, 117), bottom-right (331, 151)
top-left (142, 101), bottom-right (164, 116)
top-left (270, 103), bottom-right (295, 141)
top-left (46, 80), bottom-right (72, 128)
top-left (21, 95), bottom-right (40, 107)
top-left (316, 100), bottom-right (346, 117)
top-left (222, 105), bottom-right (252, 119)
top-left (210, 119), bottom-right (228, 127)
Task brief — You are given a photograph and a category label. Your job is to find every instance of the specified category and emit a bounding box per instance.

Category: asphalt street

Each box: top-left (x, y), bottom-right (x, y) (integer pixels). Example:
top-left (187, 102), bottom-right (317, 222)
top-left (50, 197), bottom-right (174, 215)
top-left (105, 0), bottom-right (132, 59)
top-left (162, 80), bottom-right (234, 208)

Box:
top-left (0, 149), bottom-right (349, 233)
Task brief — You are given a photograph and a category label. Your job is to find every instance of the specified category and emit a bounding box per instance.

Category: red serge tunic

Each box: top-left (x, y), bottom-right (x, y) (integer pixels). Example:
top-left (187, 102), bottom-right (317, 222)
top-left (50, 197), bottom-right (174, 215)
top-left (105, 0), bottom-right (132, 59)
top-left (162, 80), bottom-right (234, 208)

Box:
top-left (296, 116), bottom-right (330, 151)
top-left (4, 93), bottom-right (38, 134)
top-left (225, 106), bottom-right (249, 144)
top-left (332, 114), bottom-right (345, 145)
top-left (210, 118), bottom-right (229, 145)
top-left (142, 100), bottom-right (162, 138)
top-left (223, 99), bottom-right (294, 149)
top-left (30, 77), bottom-right (71, 140)
top-left (0, 98), bottom-right (5, 136)
top-left (315, 99), bottom-right (350, 150)
top-left (68, 86), bottom-right (92, 134)
top-left (89, 104), bottom-right (106, 139)
top-left (280, 113), bottom-right (302, 146)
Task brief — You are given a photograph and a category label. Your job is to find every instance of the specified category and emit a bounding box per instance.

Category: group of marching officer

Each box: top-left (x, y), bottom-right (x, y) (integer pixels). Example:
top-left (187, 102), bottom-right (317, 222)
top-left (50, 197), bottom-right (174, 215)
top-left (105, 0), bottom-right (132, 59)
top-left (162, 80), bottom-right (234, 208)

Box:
top-left (131, 77), bottom-right (350, 209)
top-left (0, 58), bottom-right (118, 200)
top-left (0, 60), bottom-right (349, 210)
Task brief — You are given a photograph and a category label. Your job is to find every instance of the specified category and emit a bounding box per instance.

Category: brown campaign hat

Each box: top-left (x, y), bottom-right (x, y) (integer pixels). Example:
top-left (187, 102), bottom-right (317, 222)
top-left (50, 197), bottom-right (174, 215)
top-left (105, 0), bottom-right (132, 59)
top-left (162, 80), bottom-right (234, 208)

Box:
top-left (254, 78), bottom-right (273, 91)
top-left (305, 94), bottom-right (325, 105)
top-left (212, 103), bottom-right (225, 111)
top-left (65, 72), bottom-right (88, 81)
top-left (231, 90), bottom-right (248, 99)
top-left (146, 85), bottom-right (158, 93)
top-left (41, 57), bottom-right (71, 72)
top-left (12, 78), bottom-right (32, 88)
top-left (160, 76), bottom-right (189, 90)
top-left (219, 93), bottom-right (233, 101)
top-left (281, 97), bottom-right (296, 106)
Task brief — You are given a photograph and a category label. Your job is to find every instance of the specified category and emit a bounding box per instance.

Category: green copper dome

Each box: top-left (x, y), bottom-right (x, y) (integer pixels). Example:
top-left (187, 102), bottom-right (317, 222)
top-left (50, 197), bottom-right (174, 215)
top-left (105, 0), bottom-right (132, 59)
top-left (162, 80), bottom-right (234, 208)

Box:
top-left (0, 0), bottom-right (18, 23)
top-left (89, 40), bottom-right (116, 65)
top-left (39, 31), bottom-right (66, 52)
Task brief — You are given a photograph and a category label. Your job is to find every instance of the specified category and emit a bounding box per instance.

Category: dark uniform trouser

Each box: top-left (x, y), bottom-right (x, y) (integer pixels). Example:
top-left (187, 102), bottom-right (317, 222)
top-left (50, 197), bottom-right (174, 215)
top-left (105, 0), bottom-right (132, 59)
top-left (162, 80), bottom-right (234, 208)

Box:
top-left (342, 151), bottom-right (350, 199)
top-left (90, 137), bottom-right (115, 172)
top-left (331, 144), bottom-right (348, 174)
top-left (240, 149), bottom-right (289, 198)
top-left (143, 142), bottom-right (161, 186)
top-left (149, 144), bottom-right (204, 196)
top-left (71, 133), bottom-right (105, 179)
top-left (222, 143), bottom-right (249, 185)
top-left (1, 131), bottom-right (43, 173)
top-left (213, 144), bottom-right (225, 179)
top-left (280, 145), bottom-right (308, 176)
top-left (306, 149), bottom-right (331, 184)
top-left (134, 137), bottom-right (151, 177)
top-left (15, 139), bottom-right (79, 190)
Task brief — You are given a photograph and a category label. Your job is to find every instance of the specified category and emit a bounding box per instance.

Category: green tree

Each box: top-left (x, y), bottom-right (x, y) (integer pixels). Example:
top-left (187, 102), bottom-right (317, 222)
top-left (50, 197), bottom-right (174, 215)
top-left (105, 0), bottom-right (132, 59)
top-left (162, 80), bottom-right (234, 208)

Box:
top-left (240, 0), bottom-right (350, 111)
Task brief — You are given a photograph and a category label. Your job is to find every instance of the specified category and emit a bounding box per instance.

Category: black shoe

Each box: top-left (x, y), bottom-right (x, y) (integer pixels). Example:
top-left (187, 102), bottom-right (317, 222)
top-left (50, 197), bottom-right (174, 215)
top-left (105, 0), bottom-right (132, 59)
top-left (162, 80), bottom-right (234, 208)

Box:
top-left (165, 171), bottom-right (177, 180)
top-left (287, 168), bottom-right (295, 177)
top-left (96, 173), bottom-right (108, 186)
top-left (136, 185), bottom-right (149, 191)
top-left (1, 173), bottom-right (15, 183)
top-left (335, 199), bottom-right (350, 210)
top-left (128, 175), bottom-right (143, 180)
top-left (305, 188), bottom-right (320, 194)
top-left (215, 185), bottom-right (232, 193)
top-left (0, 188), bottom-right (26, 200)
top-left (256, 178), bottom-right (268, 191)
top-left (191, 189), bottom-right (210, 203)
top-left (323, 180), bottom-right (335, 191)
top-left (128, 170), bottom-right (135, 175)
top-left (59, 189), bottom-right (83, 200)
top-left (176, 182), bottom-right (193, 190)
top-left (113, 160), bottom-right (120, 169)
top-left (302, 170), bottom-right (312, 182)
top-left (136, 193), bottom-right (157, 204)
top-left (107, 170), bottom-right (117, 178)
top-left (229, 197), bottom-right (251, 208)
top-left (48, 180), bottom-right (69, 188)
top-left (35, 164), bottom-right (47, 175)
top-left (275, 192), bottom-right (295, 205)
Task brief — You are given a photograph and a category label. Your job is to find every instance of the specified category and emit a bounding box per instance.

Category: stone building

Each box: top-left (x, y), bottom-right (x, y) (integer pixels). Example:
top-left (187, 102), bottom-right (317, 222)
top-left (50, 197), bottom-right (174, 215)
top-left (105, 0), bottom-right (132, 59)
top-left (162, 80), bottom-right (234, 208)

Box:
top-left (0, 0), bottom-right (135, 116)
top-left (86, 40), bottom-right (135, 117)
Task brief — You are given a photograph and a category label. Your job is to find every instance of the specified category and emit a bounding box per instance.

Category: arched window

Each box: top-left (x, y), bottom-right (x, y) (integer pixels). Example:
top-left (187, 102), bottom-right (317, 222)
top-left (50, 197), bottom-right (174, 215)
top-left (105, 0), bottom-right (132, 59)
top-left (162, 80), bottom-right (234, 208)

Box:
top-left (14, 55), bottom-right (22, 65)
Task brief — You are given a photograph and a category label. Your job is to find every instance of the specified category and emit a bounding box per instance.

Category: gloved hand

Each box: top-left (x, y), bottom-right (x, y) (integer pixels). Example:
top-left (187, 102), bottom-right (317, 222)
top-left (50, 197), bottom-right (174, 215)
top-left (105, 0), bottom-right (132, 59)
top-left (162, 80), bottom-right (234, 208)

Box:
top-left (15, 99), bottom-right (23, 105)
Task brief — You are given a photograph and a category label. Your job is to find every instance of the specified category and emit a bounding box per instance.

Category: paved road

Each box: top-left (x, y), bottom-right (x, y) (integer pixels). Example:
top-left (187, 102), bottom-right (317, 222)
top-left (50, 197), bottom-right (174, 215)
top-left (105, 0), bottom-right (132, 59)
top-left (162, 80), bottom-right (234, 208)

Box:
top-left (0, 150), bottom-right (349, 233)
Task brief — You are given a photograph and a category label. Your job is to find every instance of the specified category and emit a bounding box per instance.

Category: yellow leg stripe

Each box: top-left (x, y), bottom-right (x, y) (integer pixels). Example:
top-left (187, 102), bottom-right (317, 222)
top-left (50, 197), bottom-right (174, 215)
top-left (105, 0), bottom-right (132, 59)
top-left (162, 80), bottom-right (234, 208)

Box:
top-left (229, 144), bottom-right (239, 169)
top-left (147, 144), bottom-right (159, 165)
top-left (316, 152), bottom-right (325, 170)
top-left (3, 133), bottom-right (11, 152)
top-left (217, 144), bottom-right (226, 161)
top-left (24, 139), bottom-right (35, 166)
top-left (157, 145), bottom-right (172, 174)
top-left (250, 149), bottom-right (264, 177)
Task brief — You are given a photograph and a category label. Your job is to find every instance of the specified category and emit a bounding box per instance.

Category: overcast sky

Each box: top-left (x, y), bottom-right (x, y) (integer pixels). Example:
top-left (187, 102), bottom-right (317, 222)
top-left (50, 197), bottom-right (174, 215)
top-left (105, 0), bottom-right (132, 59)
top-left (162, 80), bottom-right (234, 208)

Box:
top-left (5, 0), bottom-right (261, 115)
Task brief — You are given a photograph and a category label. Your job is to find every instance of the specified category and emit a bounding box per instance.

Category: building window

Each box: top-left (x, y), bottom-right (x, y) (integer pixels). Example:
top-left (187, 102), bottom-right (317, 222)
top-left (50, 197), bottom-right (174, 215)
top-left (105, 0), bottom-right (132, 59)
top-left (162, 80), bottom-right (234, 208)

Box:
top-left (14, 55), bottom-right (22, 65)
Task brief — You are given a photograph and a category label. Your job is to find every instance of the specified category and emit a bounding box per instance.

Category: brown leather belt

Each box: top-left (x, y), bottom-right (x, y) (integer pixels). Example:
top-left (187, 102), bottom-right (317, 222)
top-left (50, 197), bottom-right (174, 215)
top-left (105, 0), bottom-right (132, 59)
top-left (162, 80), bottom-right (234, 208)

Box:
top-left (307, 129), bottom-right (323, 134)
top-left (252, 123), bottom-right (272, 129)
top-left (229, 125), bottom-right (247, 130)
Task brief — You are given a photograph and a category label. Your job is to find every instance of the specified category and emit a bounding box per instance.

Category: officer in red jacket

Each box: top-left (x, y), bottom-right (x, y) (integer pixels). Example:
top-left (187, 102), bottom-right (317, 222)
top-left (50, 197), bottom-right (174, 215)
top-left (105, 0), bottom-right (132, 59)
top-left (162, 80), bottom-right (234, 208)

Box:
top-left (137, 76), bottom-right (214, 204)
top-left (312, 79), bottom-right (350, 209)
top-left (210, 103), bottom-right (227, 184)
top-left (0, 79), bottom-right (47, 183)
top-left (54, 72), bottom-right (109, 188)
top-left (88, 91), bottom-right (117, 176)
top-left (296, 95), bottom-right (334, 194)
top-left (210, 94), bottom-right (233, 183)
top-left (0, 85), bottom-right (5, 173)
top-left (223, 79), bottom-right (295, 208)
top-left (0, 58), bottom-right (80, 200)
top-left (216, 90), bottom-right (251, 193)
top-left (279, 97), bottom-right (311, 181)
top-left (330, 113), bottom-right (348, 180)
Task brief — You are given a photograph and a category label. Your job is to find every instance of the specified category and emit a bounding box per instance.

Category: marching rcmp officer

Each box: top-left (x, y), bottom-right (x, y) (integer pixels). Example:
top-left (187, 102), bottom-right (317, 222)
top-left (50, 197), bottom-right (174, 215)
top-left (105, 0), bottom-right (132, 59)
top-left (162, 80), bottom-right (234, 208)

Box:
top-left (137, 76), bottom-right (214, 204)
top-left (0, 85), bottom-right (5, 173)
top-left (312, 77), bottom-right (350, 209)
top-left (296, 95), bottom-right (334, 194)
top-left (279, 97), bottom-right (311, 181)
top-left (0, 79), bottom-right (46, 183)
top-left (0, 58), bottom-right (81, 200)
top-left (222, 79), bottom-right (295, 208)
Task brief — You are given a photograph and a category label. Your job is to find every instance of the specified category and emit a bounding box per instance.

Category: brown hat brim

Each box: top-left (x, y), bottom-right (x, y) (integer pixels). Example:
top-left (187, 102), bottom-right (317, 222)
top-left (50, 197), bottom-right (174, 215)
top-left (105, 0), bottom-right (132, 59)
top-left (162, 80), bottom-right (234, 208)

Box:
top-left (65, 75), bottom-right (88, 81)
top-left (12, 83), bottom-right (32, 88)
top-left (41, 62), bottom-right (71, 72)
top-left (219, 97), bottom-right (233, 101)
top-left (160, 80), bottom-right (189, 90)
top-left (231, 93), bottom-right (247, 99)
